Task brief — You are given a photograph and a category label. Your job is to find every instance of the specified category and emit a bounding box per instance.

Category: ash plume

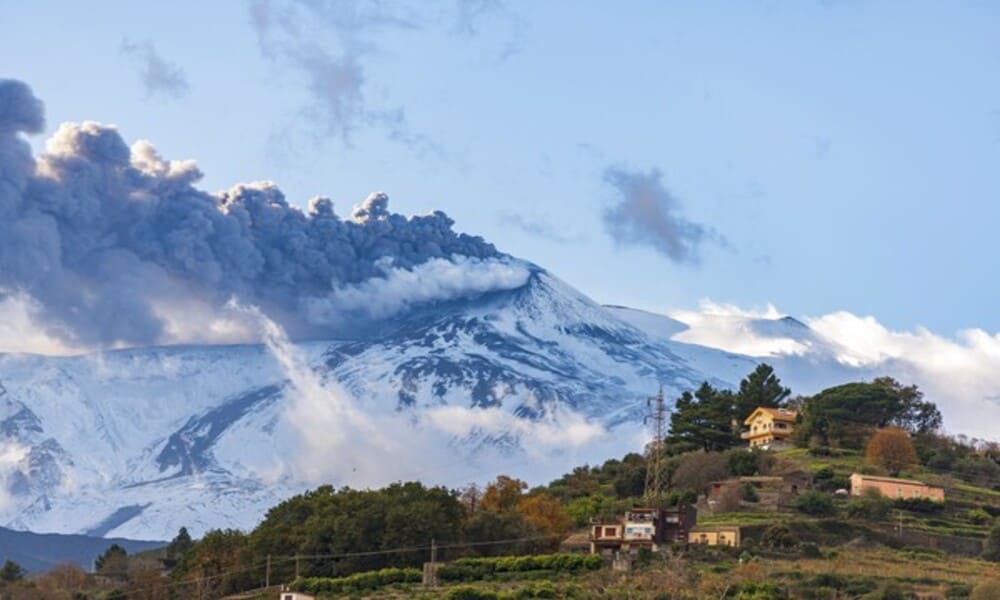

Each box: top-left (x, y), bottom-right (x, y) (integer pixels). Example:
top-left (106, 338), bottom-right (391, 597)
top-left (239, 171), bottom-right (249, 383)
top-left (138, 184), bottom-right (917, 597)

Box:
top-left (0, 79), bottom-right (522, 352)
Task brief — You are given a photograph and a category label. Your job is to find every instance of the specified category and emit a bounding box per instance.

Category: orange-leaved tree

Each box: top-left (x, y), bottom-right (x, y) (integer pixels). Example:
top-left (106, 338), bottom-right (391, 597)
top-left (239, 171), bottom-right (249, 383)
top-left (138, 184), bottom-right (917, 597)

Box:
top-left (480, 476), bottom-right (528, 513)
top-left (865, 427), bottom-right (918, 476)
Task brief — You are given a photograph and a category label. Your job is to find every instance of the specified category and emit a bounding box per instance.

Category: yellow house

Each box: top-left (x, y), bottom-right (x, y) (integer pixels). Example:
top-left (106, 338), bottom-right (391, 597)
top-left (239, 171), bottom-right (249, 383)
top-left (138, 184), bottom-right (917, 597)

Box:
top-left (688, 525), bottom-right (741, 547)
top-left (742, 407), bottom-right (797, 449)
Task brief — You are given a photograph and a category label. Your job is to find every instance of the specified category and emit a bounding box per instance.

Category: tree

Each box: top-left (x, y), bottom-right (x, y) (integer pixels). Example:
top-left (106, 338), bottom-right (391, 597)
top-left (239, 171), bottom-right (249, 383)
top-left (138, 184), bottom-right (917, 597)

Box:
top-left (0, 560), bottom-right (24, 582)
top-left (667, 383), bottom-right (738, 453)
top-left (671, 451), bottom-right (729, 498)
top-left (796, 379), bottom-right (941, 448)
top-left (865, 427), bottom-right (918, 476)
top-left (516, 493), bottom-right (571, 549)
top-left (164, 526), bottom-right (194, 569)
top-left (95, 543), bottom-right (129, 578)
top-left (480, 476), bottom-right (527, 513)
top-left (735, 364), bottom-right (791, 422)
top-left (982, 521), bottom-right (1000, 562)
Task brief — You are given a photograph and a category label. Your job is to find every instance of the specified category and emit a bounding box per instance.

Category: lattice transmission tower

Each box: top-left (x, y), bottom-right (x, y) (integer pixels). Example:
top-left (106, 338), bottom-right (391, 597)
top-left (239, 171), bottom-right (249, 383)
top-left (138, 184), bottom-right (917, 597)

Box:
top-left (643, 385), bottom-right (669, 507)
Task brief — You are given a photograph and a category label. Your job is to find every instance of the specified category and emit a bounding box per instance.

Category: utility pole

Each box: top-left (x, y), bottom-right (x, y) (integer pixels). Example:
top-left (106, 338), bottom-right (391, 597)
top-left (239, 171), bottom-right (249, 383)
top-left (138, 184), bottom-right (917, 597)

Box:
top-left (643, 386), bottom-right (668, 507)
top-left (431, 538), bottom-right (437, 564)
top-left (295, 555), bottom-right (301, 580)
top-left (265, 554), bottom-right (271, 588)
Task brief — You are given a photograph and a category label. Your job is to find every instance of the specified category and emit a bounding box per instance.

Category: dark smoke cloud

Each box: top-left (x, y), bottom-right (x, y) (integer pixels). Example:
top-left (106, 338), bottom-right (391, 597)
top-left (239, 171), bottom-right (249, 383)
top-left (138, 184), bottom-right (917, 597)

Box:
top-left (0, 79), bottom-right (504, 350)
top-left (119, 39), bottom-right (191, 100)
top-left (602, 166), bottom-right (723, 265)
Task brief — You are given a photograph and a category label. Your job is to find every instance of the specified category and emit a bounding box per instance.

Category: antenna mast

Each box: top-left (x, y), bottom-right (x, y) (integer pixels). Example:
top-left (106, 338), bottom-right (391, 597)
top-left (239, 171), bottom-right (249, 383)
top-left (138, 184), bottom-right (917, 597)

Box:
top-left (643, 385), bottom-right (668, 507)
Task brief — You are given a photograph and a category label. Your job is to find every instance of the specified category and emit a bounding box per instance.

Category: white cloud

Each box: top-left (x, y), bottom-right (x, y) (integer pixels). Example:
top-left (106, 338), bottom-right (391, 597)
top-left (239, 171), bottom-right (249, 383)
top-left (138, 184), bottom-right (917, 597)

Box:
top-left (0, 440), bottom-right (29, 512)
top-left (0, 292), bottom-right (79, 356)
top-left (669, 300), bottom-right (811, 357)
top-left (303, 256), bottom-right (531, 324)
top-left (668, 299), bottom-right (1000, 440)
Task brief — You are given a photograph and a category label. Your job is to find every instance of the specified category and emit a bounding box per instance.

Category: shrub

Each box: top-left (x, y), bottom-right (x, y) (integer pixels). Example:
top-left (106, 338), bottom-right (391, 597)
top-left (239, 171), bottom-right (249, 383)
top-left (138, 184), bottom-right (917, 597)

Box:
top-left (894, 497), bottom-right (943, 514)
top-left (760, 524), bottom-right (797, 549)
top-left (799, 542), bottom-right (822, 558)
top-left (733, 582), bottom-right (787, 599)
top-left (865, 581), bottom-right (909, 600)
top-left (437, 553), bottom-right (601, 582)
top-left (294, 567), bottom-right (422, 594)
top-left (742, 484), bottom-right (760, 503)
top-left (794, 491), bottom-right (835, 516)
top-left (846, 489), bottom-right (892, 521)
top-left (812, 466), bottom-right (835, 481)
top-left (966, 508), bottom-right (993, 525)
top-left (728, 449), bottom-right (761, 476)
top-left (448, 586), bottom-right (499, 600)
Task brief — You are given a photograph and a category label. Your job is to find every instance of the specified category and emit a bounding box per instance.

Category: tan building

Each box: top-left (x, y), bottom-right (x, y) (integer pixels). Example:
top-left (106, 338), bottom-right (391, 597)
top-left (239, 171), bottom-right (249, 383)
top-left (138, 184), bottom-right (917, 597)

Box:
top-left (849, 473), bottom-right (944, 502)
top-left (688, 525), bottom-right (741, 547)
top-left (742, 407), bottom-right (797, 448)
top-left (589, 506), bottom-right (697, 554)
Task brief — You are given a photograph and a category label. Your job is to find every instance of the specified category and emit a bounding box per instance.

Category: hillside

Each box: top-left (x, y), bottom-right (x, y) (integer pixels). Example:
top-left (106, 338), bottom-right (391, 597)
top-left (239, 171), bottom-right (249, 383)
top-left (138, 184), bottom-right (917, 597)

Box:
top-left (0, 527), bottom-right (163, 573)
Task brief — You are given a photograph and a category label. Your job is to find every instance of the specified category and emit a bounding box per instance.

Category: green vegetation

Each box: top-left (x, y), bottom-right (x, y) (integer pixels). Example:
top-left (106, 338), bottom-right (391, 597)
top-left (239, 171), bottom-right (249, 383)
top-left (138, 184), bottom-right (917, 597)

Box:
top-left (294, 567), bottom-right (422, 594)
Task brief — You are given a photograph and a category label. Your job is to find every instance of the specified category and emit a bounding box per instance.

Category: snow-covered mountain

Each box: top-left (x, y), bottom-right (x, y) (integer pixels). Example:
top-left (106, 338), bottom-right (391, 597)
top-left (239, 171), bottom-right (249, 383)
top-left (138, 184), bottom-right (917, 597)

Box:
top-left (0, 265), bottom-right (770, 539)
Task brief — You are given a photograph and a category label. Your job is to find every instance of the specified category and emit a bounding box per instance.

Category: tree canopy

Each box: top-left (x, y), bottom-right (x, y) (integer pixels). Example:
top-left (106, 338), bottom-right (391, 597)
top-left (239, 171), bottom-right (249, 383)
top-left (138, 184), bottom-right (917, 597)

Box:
top-left (797, 377), bottom-right (941, 448)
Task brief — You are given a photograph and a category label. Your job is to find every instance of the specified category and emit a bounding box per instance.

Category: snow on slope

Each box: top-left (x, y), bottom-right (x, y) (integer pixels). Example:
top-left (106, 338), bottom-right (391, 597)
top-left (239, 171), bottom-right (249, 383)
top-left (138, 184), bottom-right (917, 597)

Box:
top-left (0, 268), bottom-right (764, 540)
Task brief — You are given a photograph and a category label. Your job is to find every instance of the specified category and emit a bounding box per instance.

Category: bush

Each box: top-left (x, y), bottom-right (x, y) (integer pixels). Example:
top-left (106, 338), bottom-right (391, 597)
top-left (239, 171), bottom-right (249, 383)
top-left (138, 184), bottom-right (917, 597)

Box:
top-left (760, 524), bottom-right (797, 549)
top-left (966, 508), bottom-right (993, 525)
top-left (794, 491), bottom-right (835, 516)
top-left (294, 567), bottom-right (422, 594)
top-left (448, 586), bottom-right (499, 600)
top-left (437, 553), bottom-right (602, 582)
top-left (733, 582), bottom-right (787, 599)
top-left (728, 449), bottom-right (760, 476)
top-left (894, 497), bottom-right (944, 514)
top-left (742, 484), bottom-right (760, 503)
top-left (846, 490), bottom-right (892, 521)
top-left (799, 542), bottom-right (822, 558)
top-left (864, 581), bottom-right (908, 600)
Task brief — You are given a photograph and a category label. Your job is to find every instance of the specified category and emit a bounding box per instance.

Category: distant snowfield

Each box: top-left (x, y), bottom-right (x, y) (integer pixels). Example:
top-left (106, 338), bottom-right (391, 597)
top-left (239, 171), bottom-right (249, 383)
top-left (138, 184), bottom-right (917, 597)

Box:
top-left (0, 273), bottom-right (997, 540)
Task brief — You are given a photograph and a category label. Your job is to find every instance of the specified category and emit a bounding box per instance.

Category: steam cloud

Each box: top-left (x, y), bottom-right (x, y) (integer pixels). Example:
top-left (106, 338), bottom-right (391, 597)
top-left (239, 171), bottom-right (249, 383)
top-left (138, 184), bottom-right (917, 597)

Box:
top-left (0, 79), bottom-right (522, 353)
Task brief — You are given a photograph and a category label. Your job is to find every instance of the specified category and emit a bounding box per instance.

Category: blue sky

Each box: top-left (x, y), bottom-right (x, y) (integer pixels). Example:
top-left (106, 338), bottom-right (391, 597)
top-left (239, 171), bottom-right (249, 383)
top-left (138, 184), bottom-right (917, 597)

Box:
top-left (3, 0), bottom-right (1000, 333)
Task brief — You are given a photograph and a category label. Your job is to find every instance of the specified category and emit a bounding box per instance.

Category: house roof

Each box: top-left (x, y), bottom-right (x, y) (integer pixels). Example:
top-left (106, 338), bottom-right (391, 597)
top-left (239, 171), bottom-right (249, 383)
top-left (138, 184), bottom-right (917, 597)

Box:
top-left (690, 525), bottom-right (740, 533)
top-left (743, 406), bottom-right (798, 425)
top-left (850, 473), bottom-right (939, 488)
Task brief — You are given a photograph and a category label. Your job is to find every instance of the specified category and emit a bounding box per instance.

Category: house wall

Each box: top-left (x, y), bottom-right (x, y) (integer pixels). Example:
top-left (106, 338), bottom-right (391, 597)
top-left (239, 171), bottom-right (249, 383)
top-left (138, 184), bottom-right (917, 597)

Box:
top-left (688, 528), bottom-right (741, 547)
top-left (850, 474), bottom-right (945, 502)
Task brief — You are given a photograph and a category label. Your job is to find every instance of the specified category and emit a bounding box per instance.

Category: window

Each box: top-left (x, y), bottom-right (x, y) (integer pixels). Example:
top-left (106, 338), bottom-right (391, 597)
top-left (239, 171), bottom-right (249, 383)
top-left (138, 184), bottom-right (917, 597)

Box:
top-left (284, 595), bottom-right (295, 600)
top-left (604, 527), bottom-right (617, 537)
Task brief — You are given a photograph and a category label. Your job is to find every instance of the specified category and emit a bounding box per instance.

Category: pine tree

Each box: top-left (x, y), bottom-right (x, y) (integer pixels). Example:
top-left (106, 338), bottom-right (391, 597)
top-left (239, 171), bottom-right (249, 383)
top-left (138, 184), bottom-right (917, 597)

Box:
top-left (735, 363), bottom-right (790, 421)
top-left (0, 559), bottom-right (24, 582)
